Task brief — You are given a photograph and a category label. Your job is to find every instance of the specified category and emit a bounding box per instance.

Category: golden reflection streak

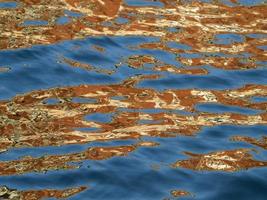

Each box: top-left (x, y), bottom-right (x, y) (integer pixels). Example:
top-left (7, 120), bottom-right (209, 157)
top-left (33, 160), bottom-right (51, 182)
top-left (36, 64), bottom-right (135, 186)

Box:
top-left (0, 0), bottom-right (265, 76)
top-left (1, 76), bottom-right (267, 152)
top-left (172, 148), bottom-right (267, 172)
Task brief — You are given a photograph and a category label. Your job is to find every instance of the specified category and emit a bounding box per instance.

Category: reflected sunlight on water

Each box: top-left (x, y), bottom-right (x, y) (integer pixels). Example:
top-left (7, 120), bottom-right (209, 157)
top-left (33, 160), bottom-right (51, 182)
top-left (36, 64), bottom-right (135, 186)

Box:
top-left (0, 0), bottom-right (267, 199)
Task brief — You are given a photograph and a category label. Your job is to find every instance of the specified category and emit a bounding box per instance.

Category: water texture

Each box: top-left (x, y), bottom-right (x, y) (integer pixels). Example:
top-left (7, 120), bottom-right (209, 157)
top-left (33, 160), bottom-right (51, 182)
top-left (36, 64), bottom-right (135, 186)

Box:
top-left (0, 0), bottom-right (267, 199)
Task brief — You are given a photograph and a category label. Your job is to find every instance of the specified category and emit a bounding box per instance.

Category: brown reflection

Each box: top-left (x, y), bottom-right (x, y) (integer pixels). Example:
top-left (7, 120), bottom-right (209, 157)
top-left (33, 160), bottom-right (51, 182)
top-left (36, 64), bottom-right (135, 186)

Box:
top-left (0, 0), bottom-right (266, 74)
top-left (172, 149), bottom-right (267, 172)
top-left (0, 67), bottom-right (10, 73)
top-left (120, 54), bottom-right (209, 75)
top-left (0, 185), bottom-right (86, 200)
top-left (0, 141), bottom-right (156, 176)
top-left (1, 76), bottom-right (267, 152)
top-left (231, 136), bottom-right (267, 150)
top-left (61, 57), bottom-right (115, 75)
top-left (163, 189), bottom-right (192, 200)
top-left (170, 190), bottom-right (191, 198)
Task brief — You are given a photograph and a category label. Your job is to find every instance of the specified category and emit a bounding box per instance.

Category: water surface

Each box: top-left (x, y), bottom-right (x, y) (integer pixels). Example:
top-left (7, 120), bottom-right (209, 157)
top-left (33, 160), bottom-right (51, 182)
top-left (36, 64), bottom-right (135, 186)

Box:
top-left (0, 0), bottom-right (267, 199)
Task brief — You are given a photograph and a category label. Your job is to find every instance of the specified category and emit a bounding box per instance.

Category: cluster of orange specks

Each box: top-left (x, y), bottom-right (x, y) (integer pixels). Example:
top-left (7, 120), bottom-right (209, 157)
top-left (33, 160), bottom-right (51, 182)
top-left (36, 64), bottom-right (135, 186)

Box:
top-left (0, 185), bottom-right (87, 200)
top-left (172, 149), bottom-right (267, 172)
top-left (170, 190), bottom-right (191, 198)
top-left (154, 65), bottom-right (209, 75)
top-left (91, 44), bottom-right (106, 52)
top-left (125, 55), bottom-right (157, 69)
top-left (120, 54), bottom-right (209, 75)
top-left (163, 189), bottom-right (192, 200)
top-left (176, 56), bottom-right (258, 70)
top-left (61, 57), bottom-right (114, 74)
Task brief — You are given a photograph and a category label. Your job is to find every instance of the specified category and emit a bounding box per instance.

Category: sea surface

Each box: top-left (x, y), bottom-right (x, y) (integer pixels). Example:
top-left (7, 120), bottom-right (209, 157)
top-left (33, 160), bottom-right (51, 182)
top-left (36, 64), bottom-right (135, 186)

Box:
top-left (0, 0), bottom-right (267, 199)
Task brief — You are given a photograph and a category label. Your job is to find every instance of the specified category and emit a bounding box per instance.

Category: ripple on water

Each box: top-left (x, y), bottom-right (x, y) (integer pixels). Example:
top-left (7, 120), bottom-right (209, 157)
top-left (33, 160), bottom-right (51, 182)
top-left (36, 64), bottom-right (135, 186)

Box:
top-left (0, 0), bottom-right (267, 199)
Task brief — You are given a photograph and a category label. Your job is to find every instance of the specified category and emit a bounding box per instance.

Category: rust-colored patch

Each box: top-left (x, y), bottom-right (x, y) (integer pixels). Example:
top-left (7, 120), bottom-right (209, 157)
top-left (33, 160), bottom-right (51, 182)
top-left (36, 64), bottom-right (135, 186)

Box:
top-left (61, 57), bottom-right (114, 74)
top-left (0, 185), bottom-right (86, 200)
top-left (0, 67), bottom-right (10, 73)
top-left (170, 190), bottom-right (191, 198)
top-left (172, 149), bottom-right (267, 172)
top-left (231, 136), bottom-right (267, 150)
top-left (0, 141), bottom-right (158, 175)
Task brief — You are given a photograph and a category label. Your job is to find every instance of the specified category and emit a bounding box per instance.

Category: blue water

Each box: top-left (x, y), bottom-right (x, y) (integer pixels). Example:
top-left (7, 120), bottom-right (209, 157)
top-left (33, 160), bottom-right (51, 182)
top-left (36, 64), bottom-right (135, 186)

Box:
top-left (195, 103), bottom-right (262, 115)
top-left (125, 0), bottom-right (164, 7)
top-left (56, 16), bottom-right (70, 25)
top-left (0, 1), bottom-right (17, 8)
top-left (214, 34), bottom-right (244, 45)
top-left (21, 20), bottom-right (49, 26)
